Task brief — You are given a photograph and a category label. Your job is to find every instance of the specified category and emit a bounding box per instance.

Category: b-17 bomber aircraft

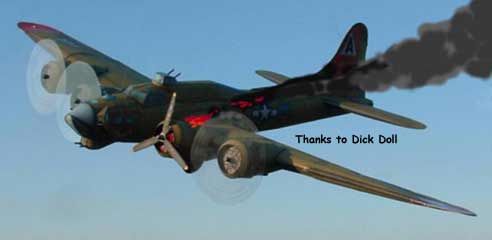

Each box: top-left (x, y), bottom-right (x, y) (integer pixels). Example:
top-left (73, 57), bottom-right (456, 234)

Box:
top-left (18, 21), bottom-right (476, 216)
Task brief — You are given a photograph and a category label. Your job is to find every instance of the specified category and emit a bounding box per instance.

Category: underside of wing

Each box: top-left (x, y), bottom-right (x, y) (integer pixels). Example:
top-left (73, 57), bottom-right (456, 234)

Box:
top-left (324, 97), bottom-right (426, 129)
top-left (18, 22), bottom-right (150, 91)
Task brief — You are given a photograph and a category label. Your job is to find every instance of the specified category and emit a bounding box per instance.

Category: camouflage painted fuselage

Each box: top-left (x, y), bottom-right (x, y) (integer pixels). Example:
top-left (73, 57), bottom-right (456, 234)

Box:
top-left (85, 76), bottom-right (371, 147)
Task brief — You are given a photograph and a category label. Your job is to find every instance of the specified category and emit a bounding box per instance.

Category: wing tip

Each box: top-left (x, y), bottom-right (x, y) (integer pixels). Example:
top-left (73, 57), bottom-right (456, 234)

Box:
top-left (412, 197), bottom-right (477, 217)
top-left (440, 203), bottom-right (477, 217)
top-left (408, 121), bottom-right (427, 130)
top-left (17, 21), bottom-right (60, 33)
top-left (464, 210), bottom-right (478, 217)
top-left (445, 206), bottom-right (477, 217)
top-left (446, 204), bottom-right (477, 217)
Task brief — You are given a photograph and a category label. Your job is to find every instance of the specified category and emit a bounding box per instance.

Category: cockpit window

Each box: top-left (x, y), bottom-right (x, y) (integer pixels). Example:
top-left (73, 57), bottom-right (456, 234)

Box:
top-left (125, 85), bottom-right (167, 106)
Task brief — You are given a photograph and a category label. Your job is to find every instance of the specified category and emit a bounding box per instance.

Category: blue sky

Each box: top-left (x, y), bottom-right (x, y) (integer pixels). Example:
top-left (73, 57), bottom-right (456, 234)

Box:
top-left (2, 0), bottom-right (492, 239)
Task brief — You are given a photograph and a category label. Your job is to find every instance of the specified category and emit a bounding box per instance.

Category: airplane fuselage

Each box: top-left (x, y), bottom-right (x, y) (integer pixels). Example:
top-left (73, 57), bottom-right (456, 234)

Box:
top-left (72, 76), bottom-right (372, 149)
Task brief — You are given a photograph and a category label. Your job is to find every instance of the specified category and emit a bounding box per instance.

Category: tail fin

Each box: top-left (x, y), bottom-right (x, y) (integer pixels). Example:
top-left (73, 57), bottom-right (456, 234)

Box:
top-left (319, 23), bottom-right (368, 77)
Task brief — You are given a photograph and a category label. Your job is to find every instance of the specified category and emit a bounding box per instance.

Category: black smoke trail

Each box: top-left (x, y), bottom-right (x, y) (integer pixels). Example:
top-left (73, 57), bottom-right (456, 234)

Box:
top-left (351, 0), bottom-right (492, 91)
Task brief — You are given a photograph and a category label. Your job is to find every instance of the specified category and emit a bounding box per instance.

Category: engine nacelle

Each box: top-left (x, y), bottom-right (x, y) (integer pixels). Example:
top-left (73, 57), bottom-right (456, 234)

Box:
top-left (41, 61), bottom-right (64, 93)
top-left (217, 138), bottom-right (281, 179)
top-left (153, 120), bottom-right (200, 172)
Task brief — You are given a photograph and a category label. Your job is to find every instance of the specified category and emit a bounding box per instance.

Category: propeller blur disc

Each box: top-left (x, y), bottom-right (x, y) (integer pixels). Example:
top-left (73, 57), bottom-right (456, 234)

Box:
top-left (56, 94), bottom-right (80, 142)
top-left (191, 111), bottom-right (263, 205)
top-left (26, 39), bottom-right (65, 114)
top-left (56, 61), bottom-right (102, 108)
top-left (55, 61), bottom-right (102, 142)
top-left (194, 160), bottom-right (262, 205)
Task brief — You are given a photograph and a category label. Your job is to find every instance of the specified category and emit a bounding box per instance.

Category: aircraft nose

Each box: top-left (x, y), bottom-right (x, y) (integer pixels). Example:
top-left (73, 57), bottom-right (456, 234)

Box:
top-left (65, 103), bottom-right (96, 138)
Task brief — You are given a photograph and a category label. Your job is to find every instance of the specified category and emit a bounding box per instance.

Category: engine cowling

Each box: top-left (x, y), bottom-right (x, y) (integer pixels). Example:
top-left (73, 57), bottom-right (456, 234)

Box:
top-left (41, 60), bottom-right (64, 93)
top-left (217, 138), bottom-right (281, 179)
top-left (153, 120), bottom-right (200, 172)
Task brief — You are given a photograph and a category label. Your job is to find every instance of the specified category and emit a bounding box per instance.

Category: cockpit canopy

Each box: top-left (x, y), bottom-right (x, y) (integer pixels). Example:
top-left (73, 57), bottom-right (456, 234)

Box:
top-left (124, 84), bottom-right (168, 107)
top-left (123, 70), bottom-right (181, 107)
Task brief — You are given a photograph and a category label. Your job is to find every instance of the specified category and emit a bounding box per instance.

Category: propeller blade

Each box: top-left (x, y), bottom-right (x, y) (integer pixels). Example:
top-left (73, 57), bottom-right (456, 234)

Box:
top-left (132, 92), bottom-right (187, 171)
top-left (132, 136), bottom-right (159, 152)
top-left (163, 140), bottom-right (189, 171)
top-left (161, 92), bottom-right (177, 132)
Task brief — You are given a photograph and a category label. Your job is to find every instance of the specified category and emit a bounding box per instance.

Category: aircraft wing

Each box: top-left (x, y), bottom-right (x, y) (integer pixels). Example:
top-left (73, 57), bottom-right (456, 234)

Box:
top-left (18, 22), bottom-right (151, 90)
top-left (277, 144), bottom-right (475, 216)
top-left (195, 117), bottom-right (474, 216)
top-left (323, 97), bottom-right (427, 129)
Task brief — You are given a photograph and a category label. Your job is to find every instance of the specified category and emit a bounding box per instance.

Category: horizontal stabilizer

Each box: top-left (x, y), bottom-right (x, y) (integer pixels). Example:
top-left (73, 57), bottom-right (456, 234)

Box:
top-left (324, 98), bottom-right (426, 129)
top-left (256, 70), bottom-right (289, 84)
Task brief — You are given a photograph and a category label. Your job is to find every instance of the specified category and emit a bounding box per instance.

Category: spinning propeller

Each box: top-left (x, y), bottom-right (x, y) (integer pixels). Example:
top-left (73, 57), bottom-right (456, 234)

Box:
top-left (26, 39), bottom-right (64, 114)
top-left (132, 98), bottom-right (264, 204)
top-left (26, 39), bottom-right (103, 142)
top-left (190, 112), bottom-right (263, 205)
